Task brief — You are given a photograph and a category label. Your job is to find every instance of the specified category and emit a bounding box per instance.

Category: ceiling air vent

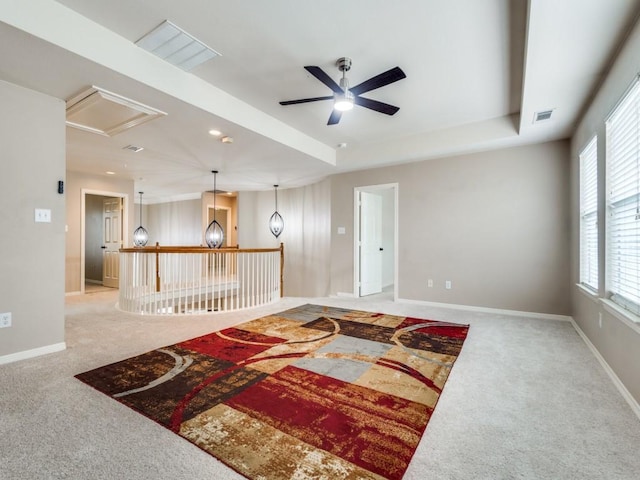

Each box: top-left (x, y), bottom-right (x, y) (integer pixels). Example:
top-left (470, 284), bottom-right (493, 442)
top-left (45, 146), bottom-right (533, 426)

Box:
top-left (136, 20), bottom-right (221, 71)
top-left (123, 145), bottom-right (144, 153)
top-left (533, 109), bottom-right (555, 123)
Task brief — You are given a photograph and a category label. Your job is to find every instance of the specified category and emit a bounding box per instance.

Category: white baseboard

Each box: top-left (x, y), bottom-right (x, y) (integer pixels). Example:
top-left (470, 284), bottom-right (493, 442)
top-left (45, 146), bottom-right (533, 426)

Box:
top-left (397, 297), bottom-right (572, 322)
top-left (0, 342), bottom-right (67, 365)
top-left (333, 292), bottom-right (356, 298)
top-left (569, 318), bottom-right (640, 421)
top-left (65, 291), bottom-right (83, 297)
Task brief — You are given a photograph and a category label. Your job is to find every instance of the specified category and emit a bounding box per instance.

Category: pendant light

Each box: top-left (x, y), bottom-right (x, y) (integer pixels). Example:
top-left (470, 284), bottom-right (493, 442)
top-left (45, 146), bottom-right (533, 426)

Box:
top-left (133, 191), bottom-right (148, 247)
top-left (205, 170), bottom-right (224, 248)
top-left (269, 184), bottom-right (284, 238)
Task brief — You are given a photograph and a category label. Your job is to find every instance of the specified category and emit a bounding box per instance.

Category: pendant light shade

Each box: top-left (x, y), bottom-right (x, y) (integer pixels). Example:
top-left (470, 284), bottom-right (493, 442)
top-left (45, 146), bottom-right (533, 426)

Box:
top-left (133, 191), bottom-right (148, 247)
top-left (205, 170), bottom-right (224, 248)
top-left (269, 184), bottom-right (284, 238)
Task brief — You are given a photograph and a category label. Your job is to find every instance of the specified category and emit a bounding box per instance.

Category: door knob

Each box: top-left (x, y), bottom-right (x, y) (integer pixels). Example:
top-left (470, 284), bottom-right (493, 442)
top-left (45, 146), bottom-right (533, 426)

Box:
top-left (379, 247), bottom-right (384, 251)
top-left (101, 246), bottom-right (107, 249)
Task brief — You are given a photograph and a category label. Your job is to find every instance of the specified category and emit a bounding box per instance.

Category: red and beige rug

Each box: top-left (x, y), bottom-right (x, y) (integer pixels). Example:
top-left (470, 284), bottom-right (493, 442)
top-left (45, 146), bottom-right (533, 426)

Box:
top-left (76, 304), bottom-right (468, 479)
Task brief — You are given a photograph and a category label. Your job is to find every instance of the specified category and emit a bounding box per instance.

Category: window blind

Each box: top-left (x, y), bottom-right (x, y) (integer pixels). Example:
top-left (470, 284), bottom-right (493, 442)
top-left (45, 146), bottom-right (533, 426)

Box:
top-left (579, 137), bottom-right (598, 291)
top-left (606, 77), bottom-right (640, 317)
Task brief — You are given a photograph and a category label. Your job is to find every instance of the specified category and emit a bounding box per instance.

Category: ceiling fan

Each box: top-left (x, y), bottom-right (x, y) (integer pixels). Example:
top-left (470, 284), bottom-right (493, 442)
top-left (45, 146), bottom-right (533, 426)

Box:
top-left (279, 57), bottom-right (406, 125)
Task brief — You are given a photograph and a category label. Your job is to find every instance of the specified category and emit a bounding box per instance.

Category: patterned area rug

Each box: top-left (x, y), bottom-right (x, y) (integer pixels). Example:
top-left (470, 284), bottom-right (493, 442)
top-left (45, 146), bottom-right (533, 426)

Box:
top-left (76, 304), bottom-right (469, 479)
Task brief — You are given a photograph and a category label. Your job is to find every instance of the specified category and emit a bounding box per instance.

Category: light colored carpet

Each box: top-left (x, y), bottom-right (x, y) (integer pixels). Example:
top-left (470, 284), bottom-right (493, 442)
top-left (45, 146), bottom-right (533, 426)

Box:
top-left (1, 291), bottom-right (639, 479)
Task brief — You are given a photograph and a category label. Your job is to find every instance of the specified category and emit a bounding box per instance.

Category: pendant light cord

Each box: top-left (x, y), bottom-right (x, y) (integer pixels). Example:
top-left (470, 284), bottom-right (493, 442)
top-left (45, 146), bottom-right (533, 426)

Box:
top-left (274, 184), bottom-right (278, 211)
top-left (139, 192), bottom-right (143, 224)
top-left (212, 170), bottom-right (218, 222)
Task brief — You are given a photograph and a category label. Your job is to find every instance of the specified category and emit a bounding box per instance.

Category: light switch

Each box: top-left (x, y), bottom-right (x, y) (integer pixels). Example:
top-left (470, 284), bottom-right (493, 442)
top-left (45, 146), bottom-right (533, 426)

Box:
top-left (35, 209), bottom-right (51, 223)
top-left (337, 227), bottom-right (346, 235)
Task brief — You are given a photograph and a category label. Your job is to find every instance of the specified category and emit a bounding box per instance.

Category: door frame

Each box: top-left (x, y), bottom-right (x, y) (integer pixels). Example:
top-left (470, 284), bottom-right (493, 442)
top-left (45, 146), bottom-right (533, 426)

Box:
top-left (353, 183), bottom-right (398, 300)
top-left (81, 189), bottom-right (129, 293)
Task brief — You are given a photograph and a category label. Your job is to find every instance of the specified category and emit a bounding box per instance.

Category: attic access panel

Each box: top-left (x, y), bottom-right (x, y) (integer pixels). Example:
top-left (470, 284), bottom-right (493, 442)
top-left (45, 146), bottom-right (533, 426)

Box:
top-left (66, 86), bottom-right (166, 136)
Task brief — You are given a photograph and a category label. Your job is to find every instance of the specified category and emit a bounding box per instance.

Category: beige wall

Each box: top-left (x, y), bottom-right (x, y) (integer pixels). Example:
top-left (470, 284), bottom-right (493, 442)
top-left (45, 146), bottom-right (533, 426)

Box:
top-left (331, 140), bottom-right (571, 315)
top-left (238, 180), bottom-right (332, 297)
top-left (0, 80), bottom-right (66, 358)
top-left (142, 198), bottom-right (202, 246)
top-left (65, 171), bottom-right (134, 293)
top-left (571, 14), bottom-right (640, 404)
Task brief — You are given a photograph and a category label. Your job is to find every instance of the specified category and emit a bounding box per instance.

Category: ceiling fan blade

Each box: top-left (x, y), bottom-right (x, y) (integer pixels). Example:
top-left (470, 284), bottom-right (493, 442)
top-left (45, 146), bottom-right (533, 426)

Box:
top-left (305, 66), bottom-right (344, 94)
top-left (354, 96), bottom-right (400, 115)
top-left (350, 66), bottom-right (406, 96)
top-left (327, 109), bottom-right (342, 125)
top-left (280, 96), bottom-right (333, 105)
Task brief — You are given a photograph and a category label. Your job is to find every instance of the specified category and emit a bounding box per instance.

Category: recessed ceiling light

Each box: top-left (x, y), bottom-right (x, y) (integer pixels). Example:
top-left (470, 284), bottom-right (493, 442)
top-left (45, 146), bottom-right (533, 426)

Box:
top-left (221, 136), bottom-right (233, 144)
top-left (106, 171), bottom-right (115, 175)
top-left (208, 129), bottom-right (222, 136)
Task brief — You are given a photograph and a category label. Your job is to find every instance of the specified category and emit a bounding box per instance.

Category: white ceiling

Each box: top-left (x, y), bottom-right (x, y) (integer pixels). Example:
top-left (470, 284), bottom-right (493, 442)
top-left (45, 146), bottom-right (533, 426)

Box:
top-left (0, 0), bottom-right (638, 202)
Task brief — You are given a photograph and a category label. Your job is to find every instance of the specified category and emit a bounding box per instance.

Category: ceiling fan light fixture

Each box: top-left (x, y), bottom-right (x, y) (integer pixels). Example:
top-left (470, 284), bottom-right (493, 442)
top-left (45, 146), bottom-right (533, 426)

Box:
top-left (280, 58), bottom-right (405, 125)
top-left (334, 91), bottom-right (354, 111)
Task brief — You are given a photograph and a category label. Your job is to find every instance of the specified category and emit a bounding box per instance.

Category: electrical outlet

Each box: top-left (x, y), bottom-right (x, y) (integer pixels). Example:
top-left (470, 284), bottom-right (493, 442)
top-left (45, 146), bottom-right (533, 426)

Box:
top-left (428, 279), bottom-right (433, 288)
top-left (0, 312), bottom-right (11, 328)
top-left (445, 280), bottom-right (452, 289)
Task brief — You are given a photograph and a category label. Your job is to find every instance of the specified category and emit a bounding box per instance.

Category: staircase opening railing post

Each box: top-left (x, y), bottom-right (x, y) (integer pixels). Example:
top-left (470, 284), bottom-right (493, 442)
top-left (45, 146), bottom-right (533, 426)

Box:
top-left (280, 242), bottom-right (284, 297)
top-left (155, 242), bottom-right (160, 293)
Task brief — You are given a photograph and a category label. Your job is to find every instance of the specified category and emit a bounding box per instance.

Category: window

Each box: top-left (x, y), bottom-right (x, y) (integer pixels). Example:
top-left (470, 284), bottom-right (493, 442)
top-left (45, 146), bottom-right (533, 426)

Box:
top-left (606, 77), bottom-right (640, 317)
top-left (579, 137), bottom-right (598, 291)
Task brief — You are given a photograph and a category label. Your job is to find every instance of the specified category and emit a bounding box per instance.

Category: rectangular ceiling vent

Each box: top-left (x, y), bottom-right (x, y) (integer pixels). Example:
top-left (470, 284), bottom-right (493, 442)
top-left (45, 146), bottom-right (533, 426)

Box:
top-left (123, 145), bottom-right (144, 153)
top-left (66, 86), bottom-right (167, 137)
top-left (533, 109), bottom-right (555, 123)
top-left (136, 20), bottom-right (221, 71)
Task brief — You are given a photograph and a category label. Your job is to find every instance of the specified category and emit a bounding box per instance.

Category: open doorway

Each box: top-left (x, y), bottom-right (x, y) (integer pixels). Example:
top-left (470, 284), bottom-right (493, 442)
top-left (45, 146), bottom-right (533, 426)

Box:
top-left (353, 183), bottom-right (398, 299)
top-left (81, 189), bottom-right (129, 294)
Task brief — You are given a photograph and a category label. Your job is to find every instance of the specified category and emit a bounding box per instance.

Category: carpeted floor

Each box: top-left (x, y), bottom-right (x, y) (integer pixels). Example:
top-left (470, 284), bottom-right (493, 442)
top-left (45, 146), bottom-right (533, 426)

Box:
top-left (1, 290), bottom-right (640, 479)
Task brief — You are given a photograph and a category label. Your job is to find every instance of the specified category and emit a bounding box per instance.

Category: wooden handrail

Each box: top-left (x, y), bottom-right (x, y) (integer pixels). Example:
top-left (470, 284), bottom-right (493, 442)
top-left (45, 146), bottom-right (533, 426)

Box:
top-left (120, 243), bottom-right (285, 297)
top-left (118, 244), bottom-right (278, 254)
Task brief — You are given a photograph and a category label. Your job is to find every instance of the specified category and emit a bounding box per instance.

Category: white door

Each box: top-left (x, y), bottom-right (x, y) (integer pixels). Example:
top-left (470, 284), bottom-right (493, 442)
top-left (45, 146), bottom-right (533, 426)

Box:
top-left (359, 191), bottom-right (383, 296)
top-left (102, 197), bottom-right (122, 288)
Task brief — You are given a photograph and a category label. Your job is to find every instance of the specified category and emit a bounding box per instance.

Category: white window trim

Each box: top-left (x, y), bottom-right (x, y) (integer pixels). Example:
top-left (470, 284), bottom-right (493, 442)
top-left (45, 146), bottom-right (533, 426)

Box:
top-left (579, 136), bottom-right (598, 291)
top-left (605, 75), bottom-right (640, 319)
